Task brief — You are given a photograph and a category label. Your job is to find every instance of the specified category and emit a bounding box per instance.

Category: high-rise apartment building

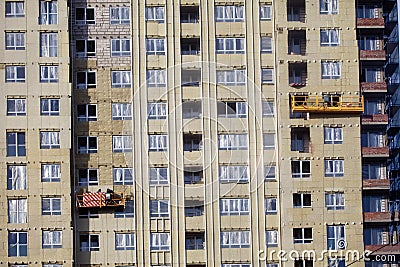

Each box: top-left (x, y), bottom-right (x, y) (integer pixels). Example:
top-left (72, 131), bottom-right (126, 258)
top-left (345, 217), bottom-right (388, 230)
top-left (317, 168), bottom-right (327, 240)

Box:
top-left (3, 0), bottom-right (400, 266)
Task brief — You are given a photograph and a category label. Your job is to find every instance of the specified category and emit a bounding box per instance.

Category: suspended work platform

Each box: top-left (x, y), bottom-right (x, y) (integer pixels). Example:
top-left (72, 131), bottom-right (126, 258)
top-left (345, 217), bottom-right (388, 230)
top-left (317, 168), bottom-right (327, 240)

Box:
top-left (76, 191), bottom-right (125, 209)
top-left (291, 95), bottom-right (364, 113)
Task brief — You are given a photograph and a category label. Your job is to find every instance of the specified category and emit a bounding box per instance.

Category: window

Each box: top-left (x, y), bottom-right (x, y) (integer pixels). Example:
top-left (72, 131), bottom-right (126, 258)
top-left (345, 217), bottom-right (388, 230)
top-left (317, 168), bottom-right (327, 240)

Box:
top-left (6, 66), bottom-right (25, 82)
top-left (215, 6), bottom-right (244, 22)
top-left (150, 200), bottom-right (169, 217)
top-left (40, 65), bottom-right (58, 82)
top-left (218, 134), bottom-right (248, 150)
top-left (321, 61), bottom-right (340, 79)
top-left (217, 102), bottom-right (247, 118)
top-left (43, 264), bottom-right (62, 267)
top-left (110, 7), bottom-right (130, 24)
top-left (293, 228), bottom-right (313, 244)
top-left (221, 231), bottom-right (250, 248)
top-left (149, 167), bottom-right (169, 185)
top-left (42, 230), bottom-right (62, 248)
top-left (220, 198), bottom-right (249, 215)
top-left (75, 8), bottom-right (95, 24)
top-left (295, 260), bottom-right (313, 267)
top-left (363, 68), bottom-right (383, 83)
top-left (265, 198), bottom-right (277, 214)
top-left (261, 68), bottom-right (274, 84)
top-left (115, 200), bottom-right (134, 218)
top-left (293, 193), bottom-right (312, 208)
top-left (324, 127), bottom-right (342, 144)
top-left (151, 233), bottom-right (170, 250)
top-left (111, 39), bottom-right (131, 56)
top-left (216, 38), bottom-right (245, 54)
top-left (77, 136), bottom-right (97, 153)
top-left (115, 233), bottom-right (135, 250)
top-left (5, 2), bottom-right (24, 17)
top-left (263, 133), bottom-right (275, 149)
top-left (261, 36), bottom-right (272, 53)
top-left (76, 40), bottom-right (96, 57)
top-left (78, 169), bottom-right (98, 186)
top-left (262, 101), bottom-right (274, 117)
top-left (148, 102), bottom-right (167, 119)
top-left (41, 98), bottom-right (60, 116)
top-left (320, 29), bottom-right (340, 46)
top-left (6, 32), bottom-right (25, 50)
top-left (328, 259), bottom-right (345, 267)
top-left (361, 132), bottom-right (385, 147)
top-left (291, 161), bottom-right (310, 178)
top-left (266, 230), bottom-right (278, 246)
top-left (8, 198), bottom-right (27, 223)
top-left (364, 227), bottom-right (386, 245)
top-left (7, 165), bottom-right (26, 190)
top-left (357, 5), bottom-right (379, 18)
top-left (41, 164), bottom-right (60, 182)
top-left (145, 6), bottom-right (165, 22)
top-left (364, 98), bottom-right (384, 113)
top-left (79, 208), bottom-right (98, 219)
top-left (7, 132), bottom-right (26, 156)
top-left (320, 0), bottom-right (338, 14)
top-left (327, 225), bottom-right (345, 250)
top-left (146, 70), bottom-right (166, 87)
top-left (77, 104), bottom-right (97, 121)
top-left (219, 165), bottom-right (249, 183)
top-left (42, 197), bottom-right (61, 215)
top-left (40, 0), bottom-right (58, 24)
top-left (325, 160), bottom-right (344, 177)
top-left (358, 36), bottom-right (380, 51)
top-left (222, 265), bottom-right (250, 267)
top-left (8, 232), bottom-right (27, 256)
top-left (266, 264), bottom-right (279, 267)
top-left (325, 192), bottom-right (345, 210)
top-left (76, 71), bottom-right (96, 89)
top-left (113, 168), bottom-right (133, 185)
top-left (362, 162), bottom-right (386, 180)
top-left (111, 70), bottom-right (131, 87)
top-left (216, 70), bottom-right (246, 85)
top-left (7, 98), bottom-right (26, 116)
top-left (363, 196), bottom-right (383, 212)
top-left (260, 5), bottom-right (272, 20)
top-left (184, 170), bottom-right (202, 184)
top-left (40, 131), bottom-right (60, 149)
top-left (146, 39), bottom-right (166, 55)
top-left (265, 165), bottom-right (276, 180)
top-left (112, 103), bottom-right (132, 120)
top-left (80, 234), bottom-right (99, 251)
top-left (40, 33), bottom-right (58, 57)
top-left (149, 134), bottom-right (168, 151)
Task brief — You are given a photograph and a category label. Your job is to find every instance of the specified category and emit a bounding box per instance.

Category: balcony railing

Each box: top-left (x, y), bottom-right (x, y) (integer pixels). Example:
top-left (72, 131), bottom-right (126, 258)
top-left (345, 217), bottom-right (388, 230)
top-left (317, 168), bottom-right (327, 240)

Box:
top-left (291, 95), bottom-right (364, 113)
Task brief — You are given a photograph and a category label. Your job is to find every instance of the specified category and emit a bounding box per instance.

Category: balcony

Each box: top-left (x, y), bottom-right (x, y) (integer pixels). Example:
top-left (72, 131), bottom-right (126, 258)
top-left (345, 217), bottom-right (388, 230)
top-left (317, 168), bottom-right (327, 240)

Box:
top-left (291, 95), bottom-right (364, 113)
top-left (360, 82), bottom-right (387, 92)
top-left (357, 18), bottom-right (385, 28)
top-left (360, 50), bottom-right (386, 60)
top-left (363, 179), bottom-right (390, 189)
top-left (361, 114), bottom-right (388, 124)
top-left (387, 118), bottom-right (400, 134)
top-left (364, 212), bottom-right (392, 222)
top-left (362, 147), bottom-right (390, 157)
top-left (365, 245), bottom-right (400, 254)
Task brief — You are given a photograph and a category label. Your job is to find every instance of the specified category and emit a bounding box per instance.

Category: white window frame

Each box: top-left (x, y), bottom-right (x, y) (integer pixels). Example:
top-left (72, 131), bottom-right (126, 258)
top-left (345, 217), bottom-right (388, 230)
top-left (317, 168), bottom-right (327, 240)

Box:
top-left (291, 161), bottom-right (311, 178)
top-left (327, 225), bottom-right (345, 250)
top-left (80, 234), bottom-right (99, 251)
top-left (265, 165), bottom-right (276, 180)
top-left (42, 197), bottom-right (61, 215)
top-left (40, 98), bottom-right (60, 116)
top-left (149, 134), bottom-right (168, 151)
top-left (77, 104), bottom-right (97, 121)
top-left (320, 0), bottom-right (338, 14)
top-left (76, 39), bottom-right (96, 58)
top-left (78, 168), bottom-right (99, 186)
top-left (42, 230), bottom-right (62, 248)
top-left (8, 232), bottom-right (27, 257)
top-left (149, 167), bottom-right (169, 185)
top-left (215, 5), bottom-right (245, 22)
top-left (325, 192), bottom-right (345, 210)
top-left (146, 70), bottom-right (166, 87)
top-left (7, 165), bottom-right (26, 190)
top-left (6, 66), bottom-right (25, 83)
top-left (222, 264), bottom-right (251, 267)
top-left (217, 102), bottom-right (247, 118)
top-left (7, 98), bottom-right (26, 116)
top-left (219, 165), bottom-right (249, 183)
top-left (40, 0), bottom-right (58, 25)
top-left (111, 39), bottom-right (131, 57)
top-left (40, 131), bottom-right (60, 149)
top-left (111, 70), bottom-right (132, 88)
top-left (220, 198), bottom-right (249, 215)
top-left (293, 193), bottom-right (312, 208)
top-left (324, 160), bottom-right (344, 177)
top-left (148, 102), bottom-right (167, 119)
top-left (112, 103), bottom-right (132, 120)
top-left (216, 70), bottom-right (246, 85)
top-left (77, 136), bottom-right (98, 154)
top-left (260, 5), bottom-right (272, 20)
top-left (113, 136), bottom-right (132, 152)
top-left (150, 200), bottom-right (170, 218)
top-left (324, 127), bottom-right (343, 144)
top-left (145, 6), bottom-right (165, 23)
top-left (266, 230), bottom-right (278, 246)
top-left (262, 101), bottom-right (274, 117)
top-left (293, 228), bottom-right (313, 244)
top-left (43, 264), bottom-right (63, 267)
top-left (76, 71), bottom-right (96, 89)
top-left (220, 231), bottom-right (250, 248)
top-left (40, 65), bottom-right (59, 83)
top-left (110, 7), bottom-right (130, 24)
top-left (263, 133), bottom-right (275, 150)
top-left (8, 198), bottom-right (27, 223)
top-left (320, 29), bottom-right (340, 46)
top-left (218, 134), bottom-right (248, 150)
top-left (146, 38), bottom-right (166, 55)
top-left (5, 2), bottom-right (24, 17)
top-left (150, 233), bottom-right (170, 251)
top-left (115, 233), bottom-right (135, 250)
top-left (40, 32), bottom-right (58, 57)
top-left (216, 38), bottom-right (245, 54)
top-left (261, 68), bottom-right (274, 84)
top-left (115, 200), bottom-right (134, 218)
top-left (41, 163), bottom-right (61, 182)
top-left (75, 7), bottom-right (95, 25)
top-left (321, 61), bottom-right (341, 79)
top-left (113, 168), bottom-right (134, 185)
top-left (265, 198), bottom-right (277, 214)
top-left (6, 32), bottom-right (25, 50)
top-left (261, 36), bottom-right (272, 53)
